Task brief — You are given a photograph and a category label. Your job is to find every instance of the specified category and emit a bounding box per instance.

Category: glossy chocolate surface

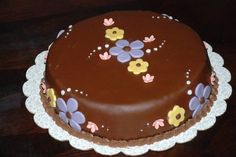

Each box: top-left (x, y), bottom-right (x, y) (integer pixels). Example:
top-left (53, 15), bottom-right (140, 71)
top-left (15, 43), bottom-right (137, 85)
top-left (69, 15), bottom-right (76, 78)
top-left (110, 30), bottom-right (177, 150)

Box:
top-left (46, 11), bottom-right (212, 140)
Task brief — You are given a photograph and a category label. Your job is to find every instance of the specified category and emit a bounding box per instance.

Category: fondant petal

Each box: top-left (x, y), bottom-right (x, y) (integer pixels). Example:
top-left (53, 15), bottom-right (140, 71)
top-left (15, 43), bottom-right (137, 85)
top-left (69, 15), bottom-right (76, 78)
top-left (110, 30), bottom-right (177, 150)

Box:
top-left (57, 98), bottom-right (67, 112)
top-left (117, 52), bottom-right (131, 63)
top-left (203, 85), bottom-right (211, 99)
top-left (192, 104), bottom-right (203, 117)
top-left (189, 96), bottom-right (200, 111)
top-left (129, 49), bottom-right (144, 58)
top-left (67, 98), bottom-right (78, 112)
top-left (115, 40), bottom-right (129, 48)
top-left (59, 112), bottom-right (69, 124)
top-left (69, 119), bottom-right (81, 131)
top-left (130, 40), bottom-right (144, 49)
top-left (109, 47), bottom-right (124, 56)
top-left (71, 111), bottom-right (86, 124)
top-left (195, 83), bottom-right (204, 98)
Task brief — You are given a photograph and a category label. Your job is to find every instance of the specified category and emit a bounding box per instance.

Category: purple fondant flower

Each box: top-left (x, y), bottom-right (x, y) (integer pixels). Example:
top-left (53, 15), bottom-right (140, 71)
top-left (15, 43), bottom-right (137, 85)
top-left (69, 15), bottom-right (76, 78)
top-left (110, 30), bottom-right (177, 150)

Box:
top-left (109, 39), bottom-right (144, 63)
top-left (57, 98), bottom-right (85, 131)
top-left (189, 83), bottom-right (211, 117)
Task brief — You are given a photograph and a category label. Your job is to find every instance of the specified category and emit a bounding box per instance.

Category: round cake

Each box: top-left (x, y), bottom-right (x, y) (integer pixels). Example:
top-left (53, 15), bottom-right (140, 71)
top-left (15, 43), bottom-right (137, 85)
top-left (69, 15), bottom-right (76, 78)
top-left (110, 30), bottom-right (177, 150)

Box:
top-left (41, 11), bottom-right (218, 147)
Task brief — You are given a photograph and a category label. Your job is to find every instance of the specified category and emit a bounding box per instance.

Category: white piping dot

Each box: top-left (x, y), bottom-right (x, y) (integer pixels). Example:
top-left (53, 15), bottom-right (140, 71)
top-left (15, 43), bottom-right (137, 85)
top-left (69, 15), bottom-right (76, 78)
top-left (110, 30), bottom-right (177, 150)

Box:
top-left (85, 94), bottom-right (88, 97)
top-left (147, 123), bottom-right (150, 126)
top-left (159, 45), bottom-right (162, 48)
top-left (153, 47), bottom-right (158, 51)
top-left (97, 46), bottom-right (102, 50)
top-left (101, 125), bottom-right (104, 128)
top-left (186, 80), bottom-right (191, 85)
top-left (66, 32), bottom-right (69, 35)
top-left (146, 49), bottom-right (151, 53)
top-left (152, 16), bottom-right (155, 18)
top-left (93, 50), bottom-right (96, 52)
top-left (89, 53), bottom-right (93, 55)
top-left (61, 90), bottom-right (65, 96)
top-left (105, 44), bottom-right (109, 48)
top-left (75, 89), bottom-right (78, 92)
top-left (187, 90), bottom-right (192, 95)
top-left (80, 91), bottom-right (83, 94)
top-left (68, 25), bottom-right (72, 28)
top-left (157, 16), bottom-right (160, 19)
top-left (140, 129), bottom-right (143, 132)
top-left (67, 88), bottom-right (71, 92)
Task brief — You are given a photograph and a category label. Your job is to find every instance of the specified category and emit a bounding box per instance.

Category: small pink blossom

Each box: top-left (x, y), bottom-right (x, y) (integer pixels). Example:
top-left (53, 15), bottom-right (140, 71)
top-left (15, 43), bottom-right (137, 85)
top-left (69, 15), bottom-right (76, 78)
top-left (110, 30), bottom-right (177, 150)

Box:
top-left (211, 72), bottom-right (216, 85)
top-left (142, 73), bottom-right (154, 83)
top-left (143, 35), bottom-right (155, 43)
top-left (87, 121), bottom-right (99, 133)
top-left (99, 52), bottom-right (111, 60)
top-left (103, 18), bottom-right (115, 26)
top-left (40, 82), bottom-right (47, 94)
top-left (152, 119), bottom-right (164, 130)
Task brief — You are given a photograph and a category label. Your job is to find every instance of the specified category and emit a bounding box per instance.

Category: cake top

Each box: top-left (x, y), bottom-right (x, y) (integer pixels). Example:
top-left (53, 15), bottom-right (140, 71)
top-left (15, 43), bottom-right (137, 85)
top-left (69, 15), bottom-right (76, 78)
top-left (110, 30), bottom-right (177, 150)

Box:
top-left (47, 11), bottom-right (206, 105)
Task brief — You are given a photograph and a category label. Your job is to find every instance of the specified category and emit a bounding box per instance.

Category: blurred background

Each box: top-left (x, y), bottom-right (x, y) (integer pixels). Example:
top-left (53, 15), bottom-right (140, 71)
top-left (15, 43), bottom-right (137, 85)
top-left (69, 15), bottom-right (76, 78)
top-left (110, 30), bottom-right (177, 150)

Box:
top-left (0, 0), bottom-right (235, 157)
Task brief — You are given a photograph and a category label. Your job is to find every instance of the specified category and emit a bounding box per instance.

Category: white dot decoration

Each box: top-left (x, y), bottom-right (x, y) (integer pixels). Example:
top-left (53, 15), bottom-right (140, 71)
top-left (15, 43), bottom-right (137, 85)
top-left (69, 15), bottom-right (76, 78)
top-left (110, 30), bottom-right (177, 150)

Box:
top-left (186, 72), bottom-right (190, 75)
top-left (66, 32), bottom-right (69, 35)
top-left (67, 88), bottom-right (71, 92)
top-left (159, 45), bottom-right (162, 48)
top-left (140, 129), bottom-right (143, 132)
top-left (105, 44), bottom-right (109, 48)
top-left (187, 90), bottom-right (192, 95)
top-left (186, 80), bottom-right (191, 85)
top-left (147, 123), bottom-right (150, 126)
top-left (157, 16), bottom-right (160, 19)
top-left (61, 90), bottom-right (65, 96)
top-left (93, 50), bottom-right (96, 52)
top-left (80, 91), bottom-right (83, 94)
top-left (101, 125), bottom-right (104, 128)
top-left (186, 75), bottom-right (189, 78)
top-left (85, 94), bottom-right (88, 97)
top-left (153, 47), bottom-right (158, 51)
top-left (152, 16), bottom-right (155, 18)
top-left (97, 46), bottom-right (102, 50)
top-left (107, 128), bottom-right (109, 131)
top-left (75, 89), bottom-right (78, 92)
top-left (68, 25), bottom-right (72, 28)
top-left (146, 49), bottom-right (151, 53)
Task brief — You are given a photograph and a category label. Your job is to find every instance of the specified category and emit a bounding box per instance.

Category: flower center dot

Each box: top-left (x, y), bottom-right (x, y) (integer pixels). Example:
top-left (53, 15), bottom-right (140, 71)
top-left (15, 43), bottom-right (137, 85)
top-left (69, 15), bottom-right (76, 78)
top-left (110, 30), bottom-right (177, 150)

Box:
top-left (199, 97), bottom-right (205, 104)
top-left (123, 46), bottom-right (131, 52)
top-left (176, 113), bottom-right (181, 120)
top-left (66, 112), bottom-right (72, 119)
top-left (136, 63), bottom-right (141, 67)
top-left (112, 31), bottom-right (117, 34)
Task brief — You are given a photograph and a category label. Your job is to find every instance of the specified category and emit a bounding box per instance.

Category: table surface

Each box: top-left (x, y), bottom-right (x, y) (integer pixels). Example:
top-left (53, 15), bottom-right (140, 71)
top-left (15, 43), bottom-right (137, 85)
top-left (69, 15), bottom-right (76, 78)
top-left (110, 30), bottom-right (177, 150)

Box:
top-left (0, 0), bottom-right (235, 157)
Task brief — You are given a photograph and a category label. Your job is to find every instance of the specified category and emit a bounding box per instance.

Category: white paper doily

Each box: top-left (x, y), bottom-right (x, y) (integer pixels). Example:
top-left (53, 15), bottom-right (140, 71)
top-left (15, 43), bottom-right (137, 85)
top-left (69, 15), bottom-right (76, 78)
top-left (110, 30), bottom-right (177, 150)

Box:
top-left (23, 33), bottom-right (232, 156)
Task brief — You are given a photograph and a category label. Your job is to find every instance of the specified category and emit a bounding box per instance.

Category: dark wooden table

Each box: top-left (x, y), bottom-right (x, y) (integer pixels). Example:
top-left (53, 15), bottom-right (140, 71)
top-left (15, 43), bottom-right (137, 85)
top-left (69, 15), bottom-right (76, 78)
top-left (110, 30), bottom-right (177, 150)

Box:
top-left (0, 0), bottom-right (235, 156)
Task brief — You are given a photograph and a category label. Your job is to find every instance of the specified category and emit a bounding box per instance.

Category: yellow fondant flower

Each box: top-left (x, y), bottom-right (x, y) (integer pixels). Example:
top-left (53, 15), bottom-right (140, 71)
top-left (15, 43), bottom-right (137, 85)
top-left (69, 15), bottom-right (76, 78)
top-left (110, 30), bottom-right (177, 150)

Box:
top-left (46, 88), bottom-right (56, 107)
top-left (128, 59), bottom-right (149, 75)
top-left (168, 105), bottom-right (185, 127)
top-left (105, 27), bottom-right (124, 41)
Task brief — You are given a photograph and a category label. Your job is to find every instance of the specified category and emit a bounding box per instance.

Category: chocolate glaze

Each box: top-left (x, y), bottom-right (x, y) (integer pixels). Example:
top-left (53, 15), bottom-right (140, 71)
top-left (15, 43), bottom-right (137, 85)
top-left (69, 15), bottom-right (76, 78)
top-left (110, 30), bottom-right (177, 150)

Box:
top-left (45, 11), bottom-right (212, 140)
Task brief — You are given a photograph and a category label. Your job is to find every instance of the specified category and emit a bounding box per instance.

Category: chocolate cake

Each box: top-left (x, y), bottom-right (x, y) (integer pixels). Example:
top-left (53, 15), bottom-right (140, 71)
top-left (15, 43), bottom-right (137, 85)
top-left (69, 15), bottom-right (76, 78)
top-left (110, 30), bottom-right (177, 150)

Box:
top-left (41, 11), bottom-right (218, 147)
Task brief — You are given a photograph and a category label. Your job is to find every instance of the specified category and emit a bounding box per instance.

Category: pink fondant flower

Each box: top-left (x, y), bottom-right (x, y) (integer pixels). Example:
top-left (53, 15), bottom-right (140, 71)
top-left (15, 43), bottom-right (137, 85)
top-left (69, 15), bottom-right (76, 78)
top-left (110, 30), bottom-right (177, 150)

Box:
top-left (103, 18), bottom-right (115, 26)
top-left (211, 72), bottom-right (216, 85)
top-left (152, 119), bottom-right (164, 130)
top-left (143, 35), bottom-right (155, 43)
top-left (142, 73), bottom-right (154, 83)
top-left (87, 121), bottom-right (99, 133)
top-left (40, 81), bottom-right (47, 94)
top-left (99, 52), bottom-right (111, 60)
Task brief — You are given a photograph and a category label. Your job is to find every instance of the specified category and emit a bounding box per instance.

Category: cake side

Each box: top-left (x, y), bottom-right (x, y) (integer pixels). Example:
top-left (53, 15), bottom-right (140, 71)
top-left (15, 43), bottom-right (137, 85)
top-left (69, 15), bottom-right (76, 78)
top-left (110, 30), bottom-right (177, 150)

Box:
top-left (42, 11), bottom-right (216, 142)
